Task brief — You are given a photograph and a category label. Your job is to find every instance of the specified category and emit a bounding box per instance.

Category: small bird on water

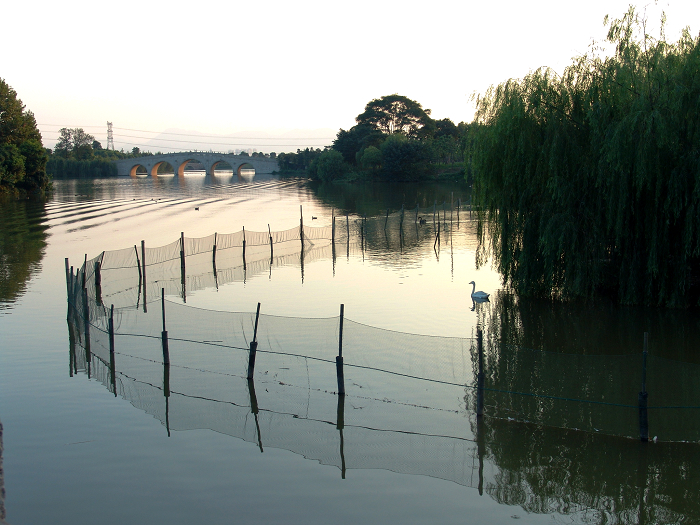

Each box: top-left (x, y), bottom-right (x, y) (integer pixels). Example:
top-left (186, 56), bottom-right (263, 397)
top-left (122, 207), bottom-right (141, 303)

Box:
top-left (469, 281), bottom-right (490, 301)
top-left (195, 207), bottom-right (200, 211)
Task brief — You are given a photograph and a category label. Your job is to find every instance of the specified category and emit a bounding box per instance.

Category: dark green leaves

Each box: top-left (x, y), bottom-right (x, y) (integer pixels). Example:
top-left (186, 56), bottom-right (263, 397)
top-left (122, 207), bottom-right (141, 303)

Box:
top-left (472, 8), bottom-right (700, 306)
top-left (0, 79), bottom-right (49, 193)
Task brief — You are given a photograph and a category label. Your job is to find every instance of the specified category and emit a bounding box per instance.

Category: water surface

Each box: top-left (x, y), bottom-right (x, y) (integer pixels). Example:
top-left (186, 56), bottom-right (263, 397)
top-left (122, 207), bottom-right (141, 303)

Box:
top-left (1, 174), bottom-right (699, 525)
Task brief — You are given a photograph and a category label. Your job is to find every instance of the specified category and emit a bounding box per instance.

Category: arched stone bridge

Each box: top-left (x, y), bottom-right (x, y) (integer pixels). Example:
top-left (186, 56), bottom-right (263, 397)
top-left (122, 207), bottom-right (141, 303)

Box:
top-left (115, 152), bottom-right (279, 177)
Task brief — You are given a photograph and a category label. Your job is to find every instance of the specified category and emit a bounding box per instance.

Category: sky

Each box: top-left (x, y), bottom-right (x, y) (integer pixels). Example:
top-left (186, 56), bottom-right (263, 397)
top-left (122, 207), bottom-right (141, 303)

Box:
top-left (3, 0), bottom-right (699, 153)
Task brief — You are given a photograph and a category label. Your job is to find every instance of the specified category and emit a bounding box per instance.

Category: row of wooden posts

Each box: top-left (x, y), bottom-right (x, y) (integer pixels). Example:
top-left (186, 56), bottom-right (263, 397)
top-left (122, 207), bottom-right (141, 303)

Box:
top-left (67, 267), bottom-right (488, 410)
top-left (67, 288), bottom-right (488, 482)
top-left (70, 199), bottom-right (471, 311)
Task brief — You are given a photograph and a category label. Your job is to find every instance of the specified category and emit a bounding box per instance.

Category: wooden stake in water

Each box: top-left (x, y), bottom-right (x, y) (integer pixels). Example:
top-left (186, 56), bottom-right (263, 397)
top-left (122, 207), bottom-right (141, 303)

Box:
top-left (108, 304), bottom-right (115, 355)
top-left (212, 232), bottom-right (217, 266)
top-left (109, 304), bottom-right (117, 397)
top-left (247, 303), bottom-right (261, 380)
top-left (180, 232), bottom-right (186, 270)
top-left (134, 245), bottom-right (142, 281)
top-left (248, 378), bottom-right (263, 452)
top-left (336, 304), bottom-right (345, 396)
top-left (108, 304), bottom-right (116, 395)
top-left (141, 240), bottom-right (147, 313)
top-left (82, 254), bottom-right (87, 289)
top-left (299, 205), bottom-right (304, 252)
top-left (331, 211), bottom-right (336, 245)
top-left (242, 226), bottom-right (247, 270)
top-left (268, 224), bottom-right (273, 261)
top-left (476, 415), bottom-right (485, 495)
top-left (638, 332), bottom-right (649, 442)
top-left (477, 327), bottom-right (485, 417)
top-left (337, 394), bottom-right (346, 479)
top-left (94, 256), bottom-right (102, 288)
top-left (385, 209), bottom-right (389, 230)
top-left (360, 217), bottom-right (364, 251)
top-left (180, 232), bottom-right (186, 303)
top-left (161, 288), bottom-right (170, 365)
top-left (64, 257), bottom-right (70, 302)
top-left (331, 214), bottom-right (337, 275)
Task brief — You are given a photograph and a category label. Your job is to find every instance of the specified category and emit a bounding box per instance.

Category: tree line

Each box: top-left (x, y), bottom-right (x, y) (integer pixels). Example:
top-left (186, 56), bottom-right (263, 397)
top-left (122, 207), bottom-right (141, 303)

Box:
top-left (47, 128), bottom-right (151, 178)
top-left (470, 7), bottom-right (700, 307)
top-left (278, 94), bottom-right (474, 182)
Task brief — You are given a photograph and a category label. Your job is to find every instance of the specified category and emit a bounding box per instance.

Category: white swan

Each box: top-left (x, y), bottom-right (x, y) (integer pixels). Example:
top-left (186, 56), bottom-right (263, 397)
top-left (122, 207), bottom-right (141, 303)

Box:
top-left (469, 281), bottom-right (490, 301)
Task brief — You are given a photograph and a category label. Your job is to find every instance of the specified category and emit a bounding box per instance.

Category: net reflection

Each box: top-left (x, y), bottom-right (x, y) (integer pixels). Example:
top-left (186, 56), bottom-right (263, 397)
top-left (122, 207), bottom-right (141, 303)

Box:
top-left (66, 293), bottom-right (700, 524)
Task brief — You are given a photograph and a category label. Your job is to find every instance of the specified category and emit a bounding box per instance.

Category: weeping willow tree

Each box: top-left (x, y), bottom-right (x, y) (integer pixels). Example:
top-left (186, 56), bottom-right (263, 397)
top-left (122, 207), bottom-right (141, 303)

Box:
top-left (472, 8), bottom-right (700, 306)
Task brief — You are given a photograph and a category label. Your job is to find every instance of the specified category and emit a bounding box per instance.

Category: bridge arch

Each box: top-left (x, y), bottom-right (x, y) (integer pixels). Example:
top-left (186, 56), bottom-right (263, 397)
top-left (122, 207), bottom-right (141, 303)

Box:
top-left (236, 162), bottom-right (256, 179)
top-left (176, 158), bottom-right (204, 177)
top-left (151, 161), bottom-right (175, 177)
top-left (129, 164), bottom-right (148, 177)
top-left (209, 160), bottom-right (234, 176)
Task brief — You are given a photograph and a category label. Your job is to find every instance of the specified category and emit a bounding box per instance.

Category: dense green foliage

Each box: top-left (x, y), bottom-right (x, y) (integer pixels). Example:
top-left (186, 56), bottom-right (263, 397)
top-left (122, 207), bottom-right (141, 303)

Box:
top-left (378, 134), bottom-right (433, 181)
top-left (284, 94), bottom-right (472, 182)
top-left (47, 157), bottom-right (118, 178)
top-left (0, 79), bottom-right (50, 193)
top-left (47, 127), bottom-right (160, 178)
top-left (355, 94), bottom-right (435, 138)
top-left (307, 150), bottom-right (348, 182)
top-left (472, 8), bottom-right (700, 306)
top-left (277, 148), bottom-right (324, 172)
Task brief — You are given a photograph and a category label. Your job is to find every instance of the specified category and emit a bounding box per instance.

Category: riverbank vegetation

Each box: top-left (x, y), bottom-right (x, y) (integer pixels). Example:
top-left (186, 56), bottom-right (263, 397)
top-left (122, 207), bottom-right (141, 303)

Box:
top-left (471, 7), bottom-right (700, 307)
top-left (279, 94), bottom-right (472, 182)
top-left (46, 128), bottom-right (146, 178)
top-left (0, 79), bottom-right (50, 195)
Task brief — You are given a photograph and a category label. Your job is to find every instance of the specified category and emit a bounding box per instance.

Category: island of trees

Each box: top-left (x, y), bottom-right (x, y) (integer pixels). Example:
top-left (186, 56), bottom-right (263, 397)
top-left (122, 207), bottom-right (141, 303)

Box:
top-left (278, 93), bottom-right (473, 182)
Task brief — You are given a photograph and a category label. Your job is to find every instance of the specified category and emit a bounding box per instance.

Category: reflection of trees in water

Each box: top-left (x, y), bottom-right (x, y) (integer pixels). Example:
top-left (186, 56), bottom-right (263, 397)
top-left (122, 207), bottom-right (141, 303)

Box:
top-left (465, 292), bottom-right (700, 523)
top-left (0, 198), bottom-right (48, 308)
top-left (470, 293), bottom-right (700, 436)
top-left (475, 417), bottom-right (699, 524)
top-left (68, 270), bottom-right (700, 524)
top-left (310, 179), bottom-right (470, 218)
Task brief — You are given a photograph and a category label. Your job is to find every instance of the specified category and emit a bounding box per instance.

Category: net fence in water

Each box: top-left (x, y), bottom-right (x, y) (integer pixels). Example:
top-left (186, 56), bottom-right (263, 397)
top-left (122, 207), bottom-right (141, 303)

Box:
top-left (67, 225), bottom-right (700, 447)
top-left (63, 208), bottom-right (700, 522)
top-left (66, 280), bottom-right (700, 523)
top-left (72, 202), bottom-right (473, 310)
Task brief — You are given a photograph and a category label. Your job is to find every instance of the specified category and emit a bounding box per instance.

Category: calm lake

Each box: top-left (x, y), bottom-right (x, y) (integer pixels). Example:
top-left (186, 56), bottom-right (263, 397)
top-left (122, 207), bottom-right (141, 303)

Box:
top-left (1, 173), bottom-right (699, 524)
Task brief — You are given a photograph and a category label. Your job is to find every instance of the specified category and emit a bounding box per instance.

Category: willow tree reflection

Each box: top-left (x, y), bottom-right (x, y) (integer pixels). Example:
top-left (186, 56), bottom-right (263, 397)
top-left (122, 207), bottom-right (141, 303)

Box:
top-left (476, 417), bottom-right (699, 524)
top-left (467, 291), bottom-right (700, 523)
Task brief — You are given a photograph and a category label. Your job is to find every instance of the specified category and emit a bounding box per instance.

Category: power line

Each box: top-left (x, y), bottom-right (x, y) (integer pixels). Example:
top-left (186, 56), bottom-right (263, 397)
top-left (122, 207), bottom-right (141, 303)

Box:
top-left (38, 123), bottom-right (335, 141)
top-left (112, 135), bottom-right (331, 146)
top-left (41, 132), bottom-right (331, 148)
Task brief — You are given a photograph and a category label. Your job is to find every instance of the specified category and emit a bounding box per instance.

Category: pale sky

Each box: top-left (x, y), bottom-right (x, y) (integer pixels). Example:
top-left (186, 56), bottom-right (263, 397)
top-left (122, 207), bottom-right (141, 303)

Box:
top-left (3, 0), bottom-right (698, 153)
